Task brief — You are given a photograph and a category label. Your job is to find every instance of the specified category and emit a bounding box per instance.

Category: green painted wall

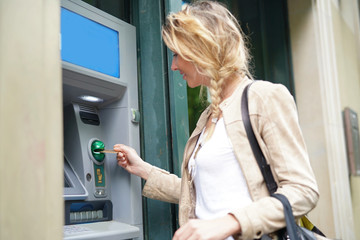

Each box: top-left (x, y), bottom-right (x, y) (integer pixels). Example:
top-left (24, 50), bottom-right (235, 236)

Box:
top-left (231, 0), bottom-right (294, 94)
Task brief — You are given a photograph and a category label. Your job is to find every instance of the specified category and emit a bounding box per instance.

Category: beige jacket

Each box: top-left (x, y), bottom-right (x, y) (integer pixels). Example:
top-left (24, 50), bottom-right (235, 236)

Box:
top-left (142, 79), bottom-right (319, 240)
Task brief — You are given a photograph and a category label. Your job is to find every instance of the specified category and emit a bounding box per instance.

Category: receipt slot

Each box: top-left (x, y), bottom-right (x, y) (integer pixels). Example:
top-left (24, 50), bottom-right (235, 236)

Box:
top-left (61, 1), bottom-right (142, 239)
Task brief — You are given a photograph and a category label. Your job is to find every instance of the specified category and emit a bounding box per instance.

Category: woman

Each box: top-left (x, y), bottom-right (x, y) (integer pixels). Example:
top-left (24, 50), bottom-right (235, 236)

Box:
top-left (114, 1), bottom-right (319, 239)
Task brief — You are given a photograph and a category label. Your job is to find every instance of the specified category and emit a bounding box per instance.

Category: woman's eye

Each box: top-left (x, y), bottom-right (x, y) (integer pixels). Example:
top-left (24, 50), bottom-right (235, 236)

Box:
top-left (173, 53), bottom-right (178, 57)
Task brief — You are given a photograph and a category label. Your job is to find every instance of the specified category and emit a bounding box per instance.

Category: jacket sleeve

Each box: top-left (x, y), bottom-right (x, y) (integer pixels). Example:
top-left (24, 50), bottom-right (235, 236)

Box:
top-left (142, 166), bottom-right (181, 204)
top-left (231, 82), bottom-right (319, 240)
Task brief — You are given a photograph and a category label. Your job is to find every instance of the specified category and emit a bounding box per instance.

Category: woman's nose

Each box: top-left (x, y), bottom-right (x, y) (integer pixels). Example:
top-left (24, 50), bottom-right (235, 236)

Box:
top-left (171, 57), bottom-right (178, 71)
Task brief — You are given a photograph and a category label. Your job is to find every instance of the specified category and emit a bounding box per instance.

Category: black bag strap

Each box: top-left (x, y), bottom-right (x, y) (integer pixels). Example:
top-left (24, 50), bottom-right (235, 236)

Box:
top-left (241, 82), bottom-right (278, 194)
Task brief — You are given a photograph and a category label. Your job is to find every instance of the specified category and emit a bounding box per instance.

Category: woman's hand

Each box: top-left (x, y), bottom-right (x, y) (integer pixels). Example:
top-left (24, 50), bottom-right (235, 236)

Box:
top-left (172, 214), bottom-right (241, 240)
top-left (113, 144), bottom-right (152, 180)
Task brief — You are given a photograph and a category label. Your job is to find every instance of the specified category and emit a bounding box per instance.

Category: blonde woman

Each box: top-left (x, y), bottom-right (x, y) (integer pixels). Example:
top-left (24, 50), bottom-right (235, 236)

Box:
top-left (114, 1), bottom-right (319, 239)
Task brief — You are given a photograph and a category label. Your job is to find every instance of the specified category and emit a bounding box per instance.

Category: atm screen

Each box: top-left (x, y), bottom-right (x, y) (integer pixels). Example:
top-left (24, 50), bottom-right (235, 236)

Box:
top-left (61, 7), bottom-right (120, 78)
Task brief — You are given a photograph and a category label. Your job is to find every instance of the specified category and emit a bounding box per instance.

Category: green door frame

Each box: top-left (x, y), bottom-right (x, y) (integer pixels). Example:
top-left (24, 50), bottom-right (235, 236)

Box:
top-left (164, 0), bottom-right (189, 181)
top-left (134, 0), bottom-right (188, 239)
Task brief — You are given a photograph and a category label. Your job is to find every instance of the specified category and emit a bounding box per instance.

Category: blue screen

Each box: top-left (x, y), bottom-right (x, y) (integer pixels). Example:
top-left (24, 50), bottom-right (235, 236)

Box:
top-left (61, 7), bottom-right (120, 78)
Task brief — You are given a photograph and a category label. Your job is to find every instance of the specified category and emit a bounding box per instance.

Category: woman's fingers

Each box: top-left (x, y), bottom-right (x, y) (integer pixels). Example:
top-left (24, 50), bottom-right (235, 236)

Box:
top-left (116, 151), bottom-right (125, 159)
top-left (114, 144), bottom-right (127, 152)
top-left (117, 159), bottom-right (127, 168)
top-left (114, 145), bottom-right (129, 164)
top-left (116, 152), bottom-right (127, 166)
top-left (172, 220), bottom-right (199, 240)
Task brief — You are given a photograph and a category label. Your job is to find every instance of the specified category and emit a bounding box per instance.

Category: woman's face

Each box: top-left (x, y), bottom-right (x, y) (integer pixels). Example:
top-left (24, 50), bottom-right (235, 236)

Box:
top-left (171, 53), bottom-right (209, 88)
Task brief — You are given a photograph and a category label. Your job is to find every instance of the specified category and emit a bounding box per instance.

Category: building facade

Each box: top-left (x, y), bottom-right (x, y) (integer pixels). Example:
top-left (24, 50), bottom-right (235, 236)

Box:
top-left (1, 0), bottom-right (359, 239)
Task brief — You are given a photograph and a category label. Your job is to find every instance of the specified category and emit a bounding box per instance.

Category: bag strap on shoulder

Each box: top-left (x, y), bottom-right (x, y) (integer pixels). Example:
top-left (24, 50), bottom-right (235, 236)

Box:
top-left (241, 82), bottom-right (278, 194)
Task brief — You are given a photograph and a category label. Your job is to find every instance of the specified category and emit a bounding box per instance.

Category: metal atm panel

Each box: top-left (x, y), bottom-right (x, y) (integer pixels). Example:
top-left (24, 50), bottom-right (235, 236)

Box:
top-left (61, 0), bottom-right (142, 239)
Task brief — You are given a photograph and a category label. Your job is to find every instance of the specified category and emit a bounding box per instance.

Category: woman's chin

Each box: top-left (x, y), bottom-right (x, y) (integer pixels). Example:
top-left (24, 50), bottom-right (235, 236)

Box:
top-left (187, 83), bottom-right (197, 88)
top-left (186, 81), bottom-right (201, 88)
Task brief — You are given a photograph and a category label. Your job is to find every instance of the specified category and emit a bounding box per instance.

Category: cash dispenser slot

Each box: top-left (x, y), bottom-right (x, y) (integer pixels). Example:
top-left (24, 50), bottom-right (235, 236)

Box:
top-left (65, 200), bottom-right (112, 225)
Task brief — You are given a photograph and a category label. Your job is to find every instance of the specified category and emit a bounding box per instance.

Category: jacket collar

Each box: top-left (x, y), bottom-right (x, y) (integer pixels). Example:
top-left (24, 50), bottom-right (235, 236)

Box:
top-left (183, 106), bottom-right (210, 167)
top-left (192, 77), bottom-right (252, 131)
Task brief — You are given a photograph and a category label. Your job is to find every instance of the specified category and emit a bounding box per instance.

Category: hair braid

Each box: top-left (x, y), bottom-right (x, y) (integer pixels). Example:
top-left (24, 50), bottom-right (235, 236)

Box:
top-left (205, 68), bottom-right (226, 140)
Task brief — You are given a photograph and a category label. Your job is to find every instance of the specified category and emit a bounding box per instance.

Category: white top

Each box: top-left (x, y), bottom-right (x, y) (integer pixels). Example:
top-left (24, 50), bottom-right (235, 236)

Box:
top-left (188, 118), bottom-right (252, 240)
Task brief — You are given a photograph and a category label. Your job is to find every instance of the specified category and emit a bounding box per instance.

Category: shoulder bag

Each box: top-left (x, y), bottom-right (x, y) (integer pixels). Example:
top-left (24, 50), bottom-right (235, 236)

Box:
top-left (241, 82), bottom-right (326, 240)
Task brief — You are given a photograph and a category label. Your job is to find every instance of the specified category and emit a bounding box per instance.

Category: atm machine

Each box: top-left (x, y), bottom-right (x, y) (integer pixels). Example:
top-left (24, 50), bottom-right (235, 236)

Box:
top-left (61, 1), bottom-right (142, 239)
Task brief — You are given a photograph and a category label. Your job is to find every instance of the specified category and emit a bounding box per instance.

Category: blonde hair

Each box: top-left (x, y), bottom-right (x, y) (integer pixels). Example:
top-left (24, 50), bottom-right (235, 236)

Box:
top-left (162, 1), bottom-right (252, 139)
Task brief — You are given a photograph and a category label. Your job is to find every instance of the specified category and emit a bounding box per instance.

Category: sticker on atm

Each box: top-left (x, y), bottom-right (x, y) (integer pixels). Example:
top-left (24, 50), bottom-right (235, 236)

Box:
top-left (93, 164), bottom-right (105, 187)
